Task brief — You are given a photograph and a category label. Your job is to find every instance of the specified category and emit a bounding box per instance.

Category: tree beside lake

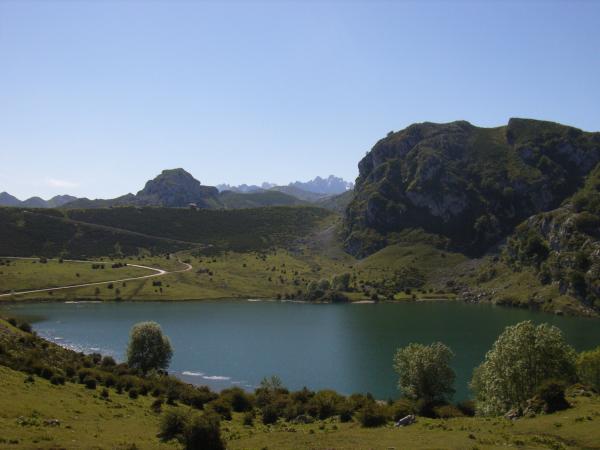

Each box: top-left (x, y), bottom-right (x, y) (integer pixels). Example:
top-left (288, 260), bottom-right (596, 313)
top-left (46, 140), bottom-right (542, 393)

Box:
top-left (127, 321), bottom-right (173, 374)
top-left (393, 342), bottom-right (456, 404)
top-left (471, 321), bottom-right (577, 415)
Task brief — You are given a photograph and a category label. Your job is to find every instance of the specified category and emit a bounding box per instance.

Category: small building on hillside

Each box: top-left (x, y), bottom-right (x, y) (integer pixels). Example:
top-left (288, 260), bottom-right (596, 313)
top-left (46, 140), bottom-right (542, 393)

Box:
top-left (188, 203), bottom-right (198, 210)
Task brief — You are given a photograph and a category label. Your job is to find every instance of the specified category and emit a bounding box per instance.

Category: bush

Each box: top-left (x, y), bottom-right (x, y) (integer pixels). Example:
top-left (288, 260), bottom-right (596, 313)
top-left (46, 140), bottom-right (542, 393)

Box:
top-left (129, 388), bottom-right (139, 399)
top-left (183, 412), bottom-right (224, 450)
top-left (357, 403), bottom-right (388, 427)
top-left (158, 410), bottom-right (189, 442)
top-left (220, 387), bottom-right (253, 412)
top-left (536, 379), bottom-right (569, 413)
top-left (208, 397), bottom-right (232, 420)
top-left (457, 400), bottom-right (476, 417)
top-left (104, 375), bottom-right (116, 388)
top-left (392, 398), bottom-right (415, 421)
top-left (261, 405), bottom-right (279, 425)
top-left (151, 398), bottom-right (163, 413)
top-left (577, 346), bottom-right (600, 391)
top-left (100, 388), bottom-right (109, 399)
top-left (101, 356), bottom-right (117, 367)
top-left (7, 318), bottom-right (17, 327)
top-left (432, 404), bottom-right (464, 418)
top-left (18, 322), bottom-right (32, 333)
top-left (83, 377), bottom-right (97, 390)
top-left (39, 366), bottom-right (54, 380)
top-left (309, 390), bottom-right (344, 420)
top-left (242, 411), bottom-right (254, 426)
top-left (50, 374), bottom-right (66, 385)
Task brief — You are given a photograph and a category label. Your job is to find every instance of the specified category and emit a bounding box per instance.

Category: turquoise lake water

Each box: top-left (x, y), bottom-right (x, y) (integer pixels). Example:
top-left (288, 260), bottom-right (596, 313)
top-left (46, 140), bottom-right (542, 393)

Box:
top-left (3, 300), bottom-right (599, 400)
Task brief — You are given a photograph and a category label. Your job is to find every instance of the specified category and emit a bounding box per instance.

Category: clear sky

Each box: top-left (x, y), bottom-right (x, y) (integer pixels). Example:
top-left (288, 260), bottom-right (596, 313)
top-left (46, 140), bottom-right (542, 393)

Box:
top-left (1, 0), bottom-right (599, 200)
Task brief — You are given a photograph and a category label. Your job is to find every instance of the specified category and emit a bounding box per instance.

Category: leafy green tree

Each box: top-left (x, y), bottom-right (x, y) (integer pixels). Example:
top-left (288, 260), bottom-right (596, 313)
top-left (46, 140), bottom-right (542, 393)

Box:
top-left (471, 321), bottom-right (576, 415)
top-left (393, 342), bottom-right (455, 403)
top-left (127, 321), bottom-right (173, 373)
top-left (577, 346), bottom-right (600, 391)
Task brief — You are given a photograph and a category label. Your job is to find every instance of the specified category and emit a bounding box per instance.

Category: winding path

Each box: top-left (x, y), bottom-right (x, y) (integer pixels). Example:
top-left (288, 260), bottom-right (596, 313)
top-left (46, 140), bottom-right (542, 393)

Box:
top-left (0, 256), bottom-right (192, 298)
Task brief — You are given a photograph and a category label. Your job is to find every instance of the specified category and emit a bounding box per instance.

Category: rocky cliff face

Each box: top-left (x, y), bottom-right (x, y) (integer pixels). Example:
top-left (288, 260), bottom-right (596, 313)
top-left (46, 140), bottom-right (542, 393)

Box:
top-left (344, 118), bottom-right (600, 257)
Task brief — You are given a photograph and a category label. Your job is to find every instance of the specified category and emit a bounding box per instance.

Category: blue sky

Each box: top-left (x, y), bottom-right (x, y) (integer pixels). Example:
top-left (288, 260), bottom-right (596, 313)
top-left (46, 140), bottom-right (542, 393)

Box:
top-left (1, 1), bottom-right (599, 200)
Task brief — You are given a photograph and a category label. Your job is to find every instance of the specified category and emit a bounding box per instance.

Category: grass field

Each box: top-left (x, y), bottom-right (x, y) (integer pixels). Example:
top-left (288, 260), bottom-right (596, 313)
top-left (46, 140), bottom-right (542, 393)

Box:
top-left (0, 258), bottom-right (154, 294)
top-left (1, 363), bottom-right (599, 450)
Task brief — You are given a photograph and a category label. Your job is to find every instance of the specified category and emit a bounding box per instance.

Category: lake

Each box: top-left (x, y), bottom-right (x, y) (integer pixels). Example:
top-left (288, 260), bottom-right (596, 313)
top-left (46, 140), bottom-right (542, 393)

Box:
top-left (2, 300), bottom-right (599, 400)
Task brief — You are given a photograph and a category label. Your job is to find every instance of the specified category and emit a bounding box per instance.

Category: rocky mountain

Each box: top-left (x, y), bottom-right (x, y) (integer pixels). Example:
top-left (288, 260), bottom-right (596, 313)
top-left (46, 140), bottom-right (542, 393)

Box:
top-left (217, 176), bottom-right (354, 201)
top-left (0, 192), bottom-right (78, 208)
top-left (289, 175), bottom-right (353, 195)
top-left (504, 161), bottom-right (600, 309)
top-left (344, 118), bottom-right (600, 257)
top-left (63, 169), bottom-right (221, 209)
top-left (216, 182), bottom-right (275, 193)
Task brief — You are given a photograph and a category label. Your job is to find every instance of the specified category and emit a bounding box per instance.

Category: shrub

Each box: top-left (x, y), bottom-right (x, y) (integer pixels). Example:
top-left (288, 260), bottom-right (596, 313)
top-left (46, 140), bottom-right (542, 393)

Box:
top-left (104, 375), bottom-right (116, 388)
top-left (151, 398), bottom-right (163, 413)
top-left (393, 342), bottom-right (456, 403)
top-left (101, 356), bottom-right (116, 367)
top-left (220, 387), bottom-right (253, 412)
top-left (183, 412), bottom-right (225, 450)
top-left (457, 400), bottom-right (476, 417)
top-left (357, 403), bottom-right (388, 427)
top-left (392, 398), bottom-right (415, 421)
top-left (536, 379), bottom-right (569, 413)
top-left (50, 375), bottom-right (66, 385)
top-left (83, 377), bottom-right (97, 390)
top-left (100, 388), bottom-right (109, 399)
top-left (309, 390), bottom-right (344, 420)
top-left (7, 318), bottom-right (17, 327)
top-left (577, 346), bottom-right (600, 391)
top-left (471, 321), bottom-right (576, 415)
top-left (40, 366), bottom-right (54, 380)
top-left (208, 397), bottom-right (232, 420)
top-left (432, 404), bottom-right (464, 418)
top-left (242, 411), bottom-right (254, 426)
top-left (129, 388), bottom-right (139, 399)
top-left (18, 322), bottom-right (32, 333)
top-left (158, 410), bottom-right (189, 442)
top-left (261, 405), bottom-right (279, 425)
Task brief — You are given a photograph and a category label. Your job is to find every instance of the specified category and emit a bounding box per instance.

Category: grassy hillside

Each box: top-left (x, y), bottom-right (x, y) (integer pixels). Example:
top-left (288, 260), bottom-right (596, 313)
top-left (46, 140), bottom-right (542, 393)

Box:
top-left (0, 205), bottom-right (334, 259)
top-left (0, 258), bottom-right (152, 294)
top-left (0, 207), bottom-right (191, 258)
top-left (219, 190), bottom-right (305, 209)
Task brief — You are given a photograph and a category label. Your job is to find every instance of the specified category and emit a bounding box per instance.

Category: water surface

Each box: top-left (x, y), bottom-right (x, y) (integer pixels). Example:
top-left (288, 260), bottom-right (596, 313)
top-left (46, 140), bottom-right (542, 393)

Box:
top-left (3, 300), bottom-right (599, 400)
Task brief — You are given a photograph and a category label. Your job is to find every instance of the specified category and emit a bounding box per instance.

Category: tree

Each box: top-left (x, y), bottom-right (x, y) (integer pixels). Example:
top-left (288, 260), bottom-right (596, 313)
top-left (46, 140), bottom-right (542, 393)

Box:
top-left (577, 346), bottom-right (600, 391)
top-left (393, 342), bottom-right (455, 403)
top-left (127, 321), bottom-right (173, 373)
top-left (471, 321), bottom-right (576, 416)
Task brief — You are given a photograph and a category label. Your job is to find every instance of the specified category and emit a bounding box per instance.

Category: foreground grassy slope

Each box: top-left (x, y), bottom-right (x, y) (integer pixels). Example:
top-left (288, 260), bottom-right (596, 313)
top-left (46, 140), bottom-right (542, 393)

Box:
top-left (1, 362), bottom-right (599, 449)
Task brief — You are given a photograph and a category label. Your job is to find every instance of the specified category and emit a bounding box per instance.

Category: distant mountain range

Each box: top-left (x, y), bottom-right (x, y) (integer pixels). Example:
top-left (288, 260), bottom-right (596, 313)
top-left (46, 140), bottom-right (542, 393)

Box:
top-left (0, 192), bottom-right (78, 208)
top-left (217, 175), bottom-right (353, 196)
top-left (1, 170), bottom-right (354, 211)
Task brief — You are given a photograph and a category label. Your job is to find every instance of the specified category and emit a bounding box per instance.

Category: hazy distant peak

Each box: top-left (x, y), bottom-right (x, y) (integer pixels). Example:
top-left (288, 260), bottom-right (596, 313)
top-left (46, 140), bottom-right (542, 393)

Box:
top-left (289, 175), bottom-right (354, 195)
